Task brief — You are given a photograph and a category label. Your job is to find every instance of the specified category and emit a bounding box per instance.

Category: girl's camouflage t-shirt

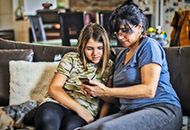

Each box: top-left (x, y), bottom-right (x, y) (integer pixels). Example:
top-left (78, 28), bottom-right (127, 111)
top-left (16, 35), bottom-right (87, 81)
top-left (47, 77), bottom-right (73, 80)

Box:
top-left (43, 52), bottom-right (114, 117)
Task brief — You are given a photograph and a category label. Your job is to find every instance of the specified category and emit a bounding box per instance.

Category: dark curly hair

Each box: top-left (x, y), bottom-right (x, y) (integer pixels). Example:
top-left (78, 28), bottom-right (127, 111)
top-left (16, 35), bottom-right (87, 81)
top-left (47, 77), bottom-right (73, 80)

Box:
top-left (109, 0), bottom-right (148, 37)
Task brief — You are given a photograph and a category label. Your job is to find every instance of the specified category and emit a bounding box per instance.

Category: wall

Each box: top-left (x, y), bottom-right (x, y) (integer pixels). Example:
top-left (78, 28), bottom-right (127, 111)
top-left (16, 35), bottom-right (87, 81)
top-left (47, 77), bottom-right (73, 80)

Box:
top-left (70, 0), bottom-right (125, 13)
top-left (0, 0), bottom-right (35, 42)
top-left (58, 0), bottom-right (69, 8)
top-left (0, 0), bottom-right (69, 42)
top-left (0, 0), bottom-right (156, 42)
top-left (0, 0), bottom-right (13, 29)
top-left (69, 0), bottom-right (156, 14)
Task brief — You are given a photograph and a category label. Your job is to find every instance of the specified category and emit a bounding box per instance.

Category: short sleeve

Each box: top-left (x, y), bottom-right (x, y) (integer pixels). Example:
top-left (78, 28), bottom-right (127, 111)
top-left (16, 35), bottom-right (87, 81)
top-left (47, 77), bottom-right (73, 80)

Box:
top-left (57, 53), bottom-right (74, 77)
top-left (138, 38), bottom-right (165, 68)
top-left (108, 60), bottom-right (114, 80)
top-left (101, 59), bottom-right (114, 85)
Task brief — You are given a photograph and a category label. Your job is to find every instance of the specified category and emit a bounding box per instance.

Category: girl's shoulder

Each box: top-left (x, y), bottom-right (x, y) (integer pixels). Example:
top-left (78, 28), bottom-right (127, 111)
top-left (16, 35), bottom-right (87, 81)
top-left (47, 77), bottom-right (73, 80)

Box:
top-left (108, 59), bottom-right (114, 67)
top-left (64, 52), bottom-right (79, 57)
top-left (61, 52), bottom-right (81, 64)
top-left (63, 52), bottom-right (80, 60)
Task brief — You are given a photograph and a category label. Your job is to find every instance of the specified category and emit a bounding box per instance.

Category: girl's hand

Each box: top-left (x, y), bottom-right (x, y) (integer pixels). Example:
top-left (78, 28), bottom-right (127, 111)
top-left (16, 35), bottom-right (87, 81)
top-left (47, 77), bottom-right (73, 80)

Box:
top-left (76, 108), bottom-right (94, 124)
top-left (81, 80), bottom-right (107, 97)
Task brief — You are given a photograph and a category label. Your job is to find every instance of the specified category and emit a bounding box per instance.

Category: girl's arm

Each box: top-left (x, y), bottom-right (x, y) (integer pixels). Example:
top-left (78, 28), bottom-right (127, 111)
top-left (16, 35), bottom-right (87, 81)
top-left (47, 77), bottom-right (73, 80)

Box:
top-left (98, 78), bottom-right (118, 118)
top-left (98, 79), bottom-right (112, 118)
top-left (99, 101), bottom-right (110, 118)
top-left (48, 73), bottom-right (94, 124)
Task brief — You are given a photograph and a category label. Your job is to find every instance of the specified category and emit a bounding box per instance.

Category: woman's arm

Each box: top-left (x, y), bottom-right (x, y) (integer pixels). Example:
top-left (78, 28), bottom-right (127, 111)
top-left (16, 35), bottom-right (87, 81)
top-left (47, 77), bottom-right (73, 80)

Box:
top-left (82, 63), bottom-right (161, 99)
top-left (48, 73), bottom-right (94, 124)
top-left (82, 78), bottom-right (119, 105)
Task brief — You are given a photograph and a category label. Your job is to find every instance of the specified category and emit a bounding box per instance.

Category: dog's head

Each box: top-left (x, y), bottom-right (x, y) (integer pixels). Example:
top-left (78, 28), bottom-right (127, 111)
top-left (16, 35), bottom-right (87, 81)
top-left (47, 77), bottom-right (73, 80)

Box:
top-left (2, 100), bottom-right (38, 122)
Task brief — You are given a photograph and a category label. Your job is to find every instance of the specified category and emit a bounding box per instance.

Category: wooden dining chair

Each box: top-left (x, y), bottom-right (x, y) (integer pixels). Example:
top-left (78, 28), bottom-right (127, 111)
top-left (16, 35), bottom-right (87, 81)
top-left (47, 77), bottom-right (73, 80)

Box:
top-left (28, 15), bottom-right (47, 42)
top-left (59, 12), bottom-right (86, 46)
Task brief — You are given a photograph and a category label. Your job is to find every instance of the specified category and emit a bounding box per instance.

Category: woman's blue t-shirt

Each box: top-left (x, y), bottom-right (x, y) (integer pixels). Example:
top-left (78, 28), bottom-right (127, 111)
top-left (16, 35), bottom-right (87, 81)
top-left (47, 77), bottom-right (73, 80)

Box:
top-left (113, 36), bottom-right (181, 112)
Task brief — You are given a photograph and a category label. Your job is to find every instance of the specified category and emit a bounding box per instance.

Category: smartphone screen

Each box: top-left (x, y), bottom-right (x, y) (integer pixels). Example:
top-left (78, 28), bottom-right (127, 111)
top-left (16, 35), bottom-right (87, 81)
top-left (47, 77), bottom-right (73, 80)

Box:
top-left (79, 77), bottom-right (92, 86)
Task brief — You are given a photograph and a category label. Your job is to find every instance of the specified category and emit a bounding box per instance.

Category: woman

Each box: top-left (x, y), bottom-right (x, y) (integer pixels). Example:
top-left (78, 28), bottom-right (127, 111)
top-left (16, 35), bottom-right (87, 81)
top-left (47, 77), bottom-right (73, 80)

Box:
top-left (81, 0), bottom-right (182, 130)
top-left (34, 23), bottom-right (114, 130)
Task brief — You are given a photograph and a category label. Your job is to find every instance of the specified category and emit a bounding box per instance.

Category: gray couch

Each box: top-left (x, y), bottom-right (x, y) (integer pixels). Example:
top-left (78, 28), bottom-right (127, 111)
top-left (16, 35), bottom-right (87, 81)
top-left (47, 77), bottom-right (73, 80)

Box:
top-left (0, 38), bottom-right (190, 129)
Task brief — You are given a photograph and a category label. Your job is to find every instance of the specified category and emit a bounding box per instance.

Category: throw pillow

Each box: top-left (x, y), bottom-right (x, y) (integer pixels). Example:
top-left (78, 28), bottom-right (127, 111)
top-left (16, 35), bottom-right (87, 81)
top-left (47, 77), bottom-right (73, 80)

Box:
top-left (0, 49), bottom-right (34, 106)
top-left (9, 60), bottom-right (59, 105)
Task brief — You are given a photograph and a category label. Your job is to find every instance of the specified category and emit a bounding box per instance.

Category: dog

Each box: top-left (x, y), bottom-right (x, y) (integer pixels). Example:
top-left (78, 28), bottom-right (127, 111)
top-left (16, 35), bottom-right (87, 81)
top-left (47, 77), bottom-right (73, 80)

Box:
top-left (2, 100), bottom-right (38, 123)
top-left (0, 100), bottom-right (38, 130)
top-left (0, 108), bottom-right (14, 130)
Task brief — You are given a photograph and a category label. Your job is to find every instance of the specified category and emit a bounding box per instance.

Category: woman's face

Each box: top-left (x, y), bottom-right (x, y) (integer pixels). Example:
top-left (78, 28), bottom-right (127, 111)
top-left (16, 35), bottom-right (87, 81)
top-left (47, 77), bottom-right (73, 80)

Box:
top-left (85, 38), bottom-right (104, 64)
top-left (116, 22), bottom-right (142, 48)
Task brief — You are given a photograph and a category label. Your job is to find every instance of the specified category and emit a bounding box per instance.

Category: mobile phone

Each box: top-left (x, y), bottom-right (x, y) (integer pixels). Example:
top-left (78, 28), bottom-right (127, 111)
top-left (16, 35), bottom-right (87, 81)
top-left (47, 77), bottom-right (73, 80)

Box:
top-left (79, 77), bottom-right (92, 86)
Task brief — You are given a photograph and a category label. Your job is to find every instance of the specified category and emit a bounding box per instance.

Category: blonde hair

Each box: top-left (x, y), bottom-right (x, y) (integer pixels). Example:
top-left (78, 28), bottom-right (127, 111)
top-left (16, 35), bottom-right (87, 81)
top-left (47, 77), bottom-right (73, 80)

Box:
top-left (78, 23), bottom-right (110, 74)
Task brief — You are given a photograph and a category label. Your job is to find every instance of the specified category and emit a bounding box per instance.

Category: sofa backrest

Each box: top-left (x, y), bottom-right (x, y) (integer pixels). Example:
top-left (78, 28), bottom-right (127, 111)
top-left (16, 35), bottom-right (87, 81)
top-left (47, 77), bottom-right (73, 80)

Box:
top-left (0, 38), bottom-right (78, 62)
top-left (163, 47), bottom-right (190, 116)
top-left (1, 38), bottom-right (190, 116)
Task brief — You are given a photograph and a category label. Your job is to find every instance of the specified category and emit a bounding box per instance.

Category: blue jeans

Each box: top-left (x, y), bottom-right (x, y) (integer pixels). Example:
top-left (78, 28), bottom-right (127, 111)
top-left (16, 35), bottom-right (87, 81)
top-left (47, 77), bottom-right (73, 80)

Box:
top-left (81, 103), bottom-right (182, 130)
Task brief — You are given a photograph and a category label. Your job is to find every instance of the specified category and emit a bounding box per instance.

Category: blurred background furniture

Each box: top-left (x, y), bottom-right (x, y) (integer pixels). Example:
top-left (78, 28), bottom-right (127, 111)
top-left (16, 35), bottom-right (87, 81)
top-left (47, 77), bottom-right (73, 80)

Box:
top-left (145, 14), bottom-right (153, 28)
top-left (28, 14), bottom-right (62, 46)
top-left (28, 15), bottom-right (47, 42)
top-left (0, 29), bottom-right (15, 41)
top-left (59, 12), bottom-right (86, 46)
top-left (99, 11), bottom-right (112, 34)
top-left (99, 11), bottom-right (153, 47)
top-left (28, 6), bottom-right (68, 43)
top-left (99, 11), bottom-right (122, 47)
top-left (37, 10), bottom-right (59, 25)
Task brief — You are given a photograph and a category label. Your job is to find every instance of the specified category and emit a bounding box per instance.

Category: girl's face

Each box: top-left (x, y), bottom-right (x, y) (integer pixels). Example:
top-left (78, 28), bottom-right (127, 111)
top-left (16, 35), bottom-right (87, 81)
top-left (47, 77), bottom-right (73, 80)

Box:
top-left (116, 22), bottom-right (142, 48)
top-left (85, 38), bottom-right (104, 64)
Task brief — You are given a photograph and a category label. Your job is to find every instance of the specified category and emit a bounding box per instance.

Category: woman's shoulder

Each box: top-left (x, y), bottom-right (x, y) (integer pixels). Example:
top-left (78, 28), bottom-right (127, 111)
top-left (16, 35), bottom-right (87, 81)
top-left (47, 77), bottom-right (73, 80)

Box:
top-left (141, 36), bottom-right (160, 47)
top-left (115, 48), bottom-right (128, 61)
top-left (139, 36), bottom-right (164, 53)
top-left (137, 36), bottom-right (166, 62)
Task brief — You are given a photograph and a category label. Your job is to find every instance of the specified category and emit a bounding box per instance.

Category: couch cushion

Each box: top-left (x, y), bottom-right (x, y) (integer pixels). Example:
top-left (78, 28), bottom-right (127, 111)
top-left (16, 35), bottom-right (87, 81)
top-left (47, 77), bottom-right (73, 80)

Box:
top-left (0, 38), bottom-right (78, 62)
top-left (0, 49), bottom-right (34, 106)
top-left (0, 38), bottom-right (120, 62)
top-left (9, 60), bottom-right (58, 105)
top-left (163, 47), bottom-right (190, 116)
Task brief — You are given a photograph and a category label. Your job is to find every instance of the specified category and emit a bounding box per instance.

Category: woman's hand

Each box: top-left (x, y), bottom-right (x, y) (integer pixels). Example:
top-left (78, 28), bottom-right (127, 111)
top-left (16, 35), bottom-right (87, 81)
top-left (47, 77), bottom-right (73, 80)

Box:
top-left (81, 80), bottom-right (108, 97)
top-left (81, 79), bottom-right (119, 104)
